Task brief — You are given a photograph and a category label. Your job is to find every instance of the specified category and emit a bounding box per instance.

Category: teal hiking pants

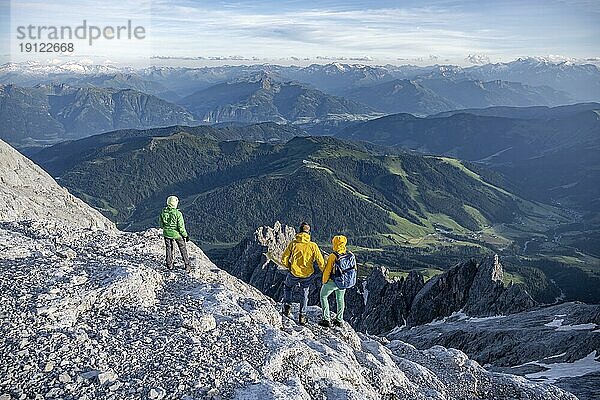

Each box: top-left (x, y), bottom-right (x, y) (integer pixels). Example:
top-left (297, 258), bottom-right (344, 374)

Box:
top-left (320, 280), bottom-right (346, 322)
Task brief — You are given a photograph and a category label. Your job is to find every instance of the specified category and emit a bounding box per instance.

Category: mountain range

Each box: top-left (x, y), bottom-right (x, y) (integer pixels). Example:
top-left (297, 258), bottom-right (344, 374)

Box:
top-left (31, 127), bottom-right (575, 274)
top-left (27, 114), bottom-right (600, 305)
top-left (3, 58), bottom-right (598, 102)
top-left (2, 59), bottom-right (598, 316)
top-left (0, 84), bottom-right (196, 148)
top-left (464, 58), bottom-right (600, 102)
top-left (1, 59), bottom-right (597, 146)
top-left (177, 76), bottom-right (377, 125)
top-left (340, 103), bottom-right (600, 214)
top-left (342, 78), bottom-right (570, 115)
top-left (342, 79), bottom-right (459, 115)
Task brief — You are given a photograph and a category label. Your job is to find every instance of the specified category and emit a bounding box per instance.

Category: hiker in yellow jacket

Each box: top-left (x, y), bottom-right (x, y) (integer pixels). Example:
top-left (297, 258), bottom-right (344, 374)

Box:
top-left (281, 222), bottom-right (325, 325)
top-left (318, 235), bottom-right (351, 328)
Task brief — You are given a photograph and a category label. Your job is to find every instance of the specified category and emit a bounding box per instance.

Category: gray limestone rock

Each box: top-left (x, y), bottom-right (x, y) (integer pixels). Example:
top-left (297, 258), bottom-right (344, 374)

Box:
top-left (464, 254), bottom-right (536, 316)
top-left (222, 222), bottom-right (323, 306)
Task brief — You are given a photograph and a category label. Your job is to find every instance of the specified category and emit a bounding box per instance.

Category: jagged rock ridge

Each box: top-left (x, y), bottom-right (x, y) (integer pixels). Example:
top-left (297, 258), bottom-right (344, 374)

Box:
top-left (406, 254), bottom-right (536, 326)
top-left (223, 222), bottom-right (536, 334)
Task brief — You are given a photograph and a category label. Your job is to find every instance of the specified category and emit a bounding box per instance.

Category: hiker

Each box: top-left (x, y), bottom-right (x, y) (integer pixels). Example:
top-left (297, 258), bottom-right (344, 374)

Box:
top-left (281, 222), bottom-right (325, 325)
top-left (158, 195), bottom-right (191, 272)
top-left (318, 235), bottom-right (357, 328)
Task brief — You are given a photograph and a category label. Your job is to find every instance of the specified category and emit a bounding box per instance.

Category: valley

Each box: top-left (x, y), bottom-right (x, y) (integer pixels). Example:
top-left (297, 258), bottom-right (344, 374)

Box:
top-left (3, 136), bottom-right (593, 399)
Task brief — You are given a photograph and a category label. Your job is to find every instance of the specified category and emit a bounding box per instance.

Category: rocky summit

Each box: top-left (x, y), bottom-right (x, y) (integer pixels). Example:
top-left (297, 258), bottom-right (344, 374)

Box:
top-left (0, 125), bottom-right (581, 399)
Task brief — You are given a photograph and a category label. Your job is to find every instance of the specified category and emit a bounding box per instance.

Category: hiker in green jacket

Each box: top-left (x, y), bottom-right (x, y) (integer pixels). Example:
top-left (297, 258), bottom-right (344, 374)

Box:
top-left (159, 195), bottom-right (191, 272)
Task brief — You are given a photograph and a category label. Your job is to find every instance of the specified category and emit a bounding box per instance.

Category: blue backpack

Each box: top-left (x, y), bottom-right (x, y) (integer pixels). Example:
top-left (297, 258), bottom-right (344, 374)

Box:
top-left (332, 252), bottom-right (357, 289)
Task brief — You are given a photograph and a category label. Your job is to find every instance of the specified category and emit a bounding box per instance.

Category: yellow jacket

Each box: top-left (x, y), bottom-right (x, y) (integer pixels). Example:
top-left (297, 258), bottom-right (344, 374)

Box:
top-left (281, 232), bottom-right (325, 278)
top-left (322, 235), bottom-right (348, 284)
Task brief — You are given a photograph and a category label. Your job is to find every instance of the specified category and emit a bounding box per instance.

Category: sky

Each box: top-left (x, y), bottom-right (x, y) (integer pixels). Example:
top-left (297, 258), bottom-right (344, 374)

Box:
top-left (1, 0), bottom-right (599, 66)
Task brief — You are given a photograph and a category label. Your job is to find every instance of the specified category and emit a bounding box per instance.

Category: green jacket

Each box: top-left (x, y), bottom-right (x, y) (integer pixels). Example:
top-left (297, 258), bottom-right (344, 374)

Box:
top-left (159, 206), bottom-right (188, 239)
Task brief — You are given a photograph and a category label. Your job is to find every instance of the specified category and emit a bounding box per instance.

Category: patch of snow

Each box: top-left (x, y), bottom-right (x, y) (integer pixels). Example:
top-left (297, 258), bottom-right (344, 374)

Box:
top-left (426, 311), bottom-right (470, 326)
top-left (545, 318), bottom-right (565, 328)
top-left (544, 318), bottom-right (597, 331)
top-left (467, 315), bottom-right (506, 323)
top-left (388, 318), bottom-right (408, 335)
top-left (557, 323), bottom-right (597, 331)
top-left (427, 317), bottom-right (447, 326)
top-left (448, 310), bottom-right (469, 321)
top-left (543, 353), bottom-right (567, 360)
top-left (526, 351), bottom-right (600, 384)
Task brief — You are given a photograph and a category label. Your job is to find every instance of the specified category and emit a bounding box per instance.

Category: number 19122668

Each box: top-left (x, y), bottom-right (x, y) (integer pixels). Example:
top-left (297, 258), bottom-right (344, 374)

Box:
top-left (19, 42), bottom-right (74, 52)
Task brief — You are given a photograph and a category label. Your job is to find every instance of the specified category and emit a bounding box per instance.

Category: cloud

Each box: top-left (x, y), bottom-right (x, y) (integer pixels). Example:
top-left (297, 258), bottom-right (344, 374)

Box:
top-left (315, 55), bottom-right (373, 62)
top-left (5, 0), bottom-right (599, 66)
top-left (148, 2), bottom-right (499, 59)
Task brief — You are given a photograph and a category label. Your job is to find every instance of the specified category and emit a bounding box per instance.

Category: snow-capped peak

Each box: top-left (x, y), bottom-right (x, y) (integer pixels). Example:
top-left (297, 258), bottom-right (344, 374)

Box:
top-left (0, 60), bottom-right (122, 76)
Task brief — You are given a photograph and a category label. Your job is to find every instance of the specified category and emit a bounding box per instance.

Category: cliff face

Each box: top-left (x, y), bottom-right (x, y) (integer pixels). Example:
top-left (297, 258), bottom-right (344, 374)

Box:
top-left (0, 139), bottom-right (114, 230)
top-left (408, 255), bottom-right (536, 326)
top-left (463, 254), bottom-right (537, 316)
top-left (224, 222), bottom-right (297, 303)
top-left (344, 267), bottom-right (424, 334)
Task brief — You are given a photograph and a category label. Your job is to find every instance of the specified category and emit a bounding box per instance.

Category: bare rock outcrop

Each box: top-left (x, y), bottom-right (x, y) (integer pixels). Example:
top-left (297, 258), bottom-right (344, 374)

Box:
top-left (0, 139), bottom-right (114, 230)
top-left (464, 254), bottom-right (536, 316)
top-left (223, 222), bottom-right (298, 302)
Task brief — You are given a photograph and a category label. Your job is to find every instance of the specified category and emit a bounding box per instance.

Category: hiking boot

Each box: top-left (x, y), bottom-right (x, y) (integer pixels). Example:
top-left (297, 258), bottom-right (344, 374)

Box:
top-left (282, 304), bottom-right (291, 318)
top-left (318, 319), bottom-right (331, 328)
top-left (298, 313), bottom-right (308, 326)
top-left (332, 319), bottom-right (343, 328)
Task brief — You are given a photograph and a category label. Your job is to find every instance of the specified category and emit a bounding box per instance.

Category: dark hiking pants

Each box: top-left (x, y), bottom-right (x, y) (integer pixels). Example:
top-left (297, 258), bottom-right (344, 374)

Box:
top-left (164, 237), bottom-right (190, 269)
top-left (283, 273), bottom-right (313, 315)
